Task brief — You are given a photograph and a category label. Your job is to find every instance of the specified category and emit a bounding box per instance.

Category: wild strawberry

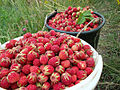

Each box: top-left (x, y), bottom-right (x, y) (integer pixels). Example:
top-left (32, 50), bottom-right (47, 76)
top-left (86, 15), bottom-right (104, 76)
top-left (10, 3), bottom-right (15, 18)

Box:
top-left (27, 51), bottom-right (39, 61)
top-left (33, 59), bottom-right (41, 66)
top-left (1, 76), bottom-right (10, 89)
top-left (10, 63), bottom-right (21, 72)
top-left (71, 66), bottom-right (79, 74)
top-left (73, 7), bottom-right (78, 12)
top-left (5, 43), bottom-right (13, 49)
top-left (5, 49), bottom-right (14, 59)
top-left (86, 49), bottom-right (93, 56)
top-left (66, 68), bottom-right (76, 75)
top-left (75, 80), bottom-right (82, 85)
top-left (59, 50), bottom-right (68, 60)
top-left (83, 45), bottom-right (91, 51)
top-left (38, 46), bottom-right (45, 54)
top-left (71, 44), bottom-right (79, 51)
top-left (50, 30), bottom-right (56, 36)
top-left (86, 57), bottom-right (95, 67)
top-left (61, 72), bottom-right (72, 85)
top-left (60, 44), bottom-right (69, 50)
top-left (55, 65), bottom-right (65, 74)
top-left (0, 49), bottom-right (5, 54)
top-left (43, 38), bottom-right (50, 44)
top-left (67, 39), bottom-right (75, 47)
top-left (42, 65), bottom-right (54, 75)
top-left (36, 31), bottom-right (44, 37)
top-left (16, 53), bottom-right (27, 65)
top-left (50, 72), bottom-right (60, 83)
top-left (30, 66), bottom-right (40, 74)
top-left (0, 57), bottom-right (11, 68)
top-left (45, 51), bottom-right (55, 59)
top-left (77, 61), bottom-right (87, 70)
top-left (53, 39), bottom-right (60, 46)
top-left (11, 82), bottom-right (18, 89)
top-left (25, 44), bottom-right (37, 51)
top-left (22, 64), bottom-right (31, 74)
top-left (17, 76), bottom-right (28, 87)
top-left (20, 72), bottom-right (26, 77)
top-left (7, 71), bottom-right (20, 83)
top-left (0, 68), bottom-right (9, 78)
top-left (53, 82), bottom-right (65, 90)
top-left (69, 54), bottom-right (79, 65)
top-left (27, 72), bottom-right (37, 84)
top-left (71, 75), bottom-right (77, 83)
top-left (27, 84), bottom-right (37, 90)
top-left (11, 59), bottom-right (17, 65)
top-left (37, 37), bottom-right (44, 43)
top-left (40, 55), bottom-right (48, 65)
top-left (75, 42), bottom-right (83, 50)
top-left (77, 70), bottom-right (87, 80)
top-left (68, 83), bottom-right (74, 87)
top-left (42, 82), bottom-right (50, 90)
top-left (36, 43), bottom-right (44, 47)
top-left (37, 73), bottom-right (48, 83)
top-left (44, 43), bottom-right (52, 51)
top-left (20, 48), bottom-right (29, 55)
top-left (85, 67), bottom-right (93, 75)
top-left (76, 51), bottom-right (86, 60)
top-left (61, 60), bottom-right (70, 68)
top-left (10, 39), bottom-right (17, 46)
top-left (40, 65), bottom-right (45, 71)
top-left (23, 32), bottom-right (32, 38)
top-left (68, 6), bottom-right (72, 10)
top-left (51, 45), bottom-right (60, 53)
top-left (48, 56), bottom-right (60, 67)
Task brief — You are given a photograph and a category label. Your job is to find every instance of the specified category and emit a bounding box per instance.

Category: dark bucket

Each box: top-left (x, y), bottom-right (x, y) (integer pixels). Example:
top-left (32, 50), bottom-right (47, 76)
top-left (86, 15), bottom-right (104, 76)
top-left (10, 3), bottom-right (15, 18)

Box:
top-left (45, 11), bottom-right (105, 49)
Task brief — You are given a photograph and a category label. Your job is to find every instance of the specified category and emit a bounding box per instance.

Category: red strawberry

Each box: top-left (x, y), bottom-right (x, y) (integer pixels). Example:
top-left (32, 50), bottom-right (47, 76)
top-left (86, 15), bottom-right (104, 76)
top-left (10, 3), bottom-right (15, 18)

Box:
top-left (75, 42), bottom-right (83, 50)
top-left (5, 43), bottom-right (13, 49)
top-left (76, 51), bottom-right (86, 60)
top-left (17, 76), bottom-right (28, 87)
top-left (48, 56), bottom-right (60, 67)
top-left (61, 72), bottom-right (72, 85)
top-left (71, 44), bottom-right (79, 51)
top-left (27, 84), bottom-right (37, 90)
top-left (7, 71), bottom-right (20, 83)
top-left (20, 48), bottom-right (29, 55)
top-left (61, 60), bottom-right (70, 68)
top-left (86, 49), bottom-right (93, 56)
top-left (83, 45), bottom-right (91, 51)
top-left (53, 82), bottom-right (65, 90)
top-left (60, 44), bottom-right (68, 50)
top-left (40, 65), bottom-right (45, 71)
top-left (27, 51), bottom-right (39, 61)
top-left (68, 83), bottom-right (74, 87)
top-left (5, 49), bottom-right (14, 59)
top-left (71, 75), bottom-right (77, 83)
top-left (86, 57), bottom-right (95, 67)
top-left (45, 51), bottom-right (55, 59)
top-left (0, 57), bottom-right (11, 68)
top-left (1, 76), bottom-right (10, 89)
top-left (36, 31), bottom-right (44, 37)
top-left (37, 37), bottom-right (44, 43)
top-left (20, 72), bottom-right (26, 77)
top-left (67, 39), bottom-right (75, 47)
top-left (30, 66), bottom-right (40, 74)
top-left (77, 70), bottom-right (87, 80)
top-left (42, 65), bottom-right (54, 75)
top-left (10, 63), bottom-right (21, 72)
top-left (50, 30), bottom-right (56, 36)
top-left (71, 66), bottom-right (79, 74)
top-left (27, 72), bottom-right (37, 84)
top-left (22, 64), bottom-right (31, 74)
top-left (36, 43), bottom-right (44, 47)
top-left (85, 67), bottom-right (93, 75)
top-left (10, 39), bottom-right (17, 46)
top-left (11, 82), bottom-right (18, 89)
top-left (75, 80), bottom-right (82, 85)
top-left (25, 44), bottom-right (37, 51)
top-left (66, 68), bottom-right (75, 75)
top-left (40, 55), bottom-right (48, 65)
top-left (51, 45), bottom-right (60, 53)
top-left (44, 43), bottom-right (52, 51)
top-left (33, 59), bottom-right (41, 66)
top-left (38, 46), bottom-right (45, 54)
top-left (59, 50), bottom-right (68, 60)
top-left (0, 68), bottom-right (9, 79)
top-left (68, 48), bottom-right (73, 55)
top-left (69, 54), bottom-right (80, 65)
top-left (37, 73), bottom-right (48, 83)
top-left (50, 72), bottom-right (60, 83)
top-left (55, 65), bottom-right (65, 74)
top-left (0, 49), bottom-right (5, 54)
top-left (23, 32), bottom-right (32, 38)
top-left (77, 61), bottom-right (87, 70)
top-left (16, 53), bottom-right (27, 65)
top-left (42, 82), bottom-right (50, 90)
top-left (16, 87), bottom-right (27, 90)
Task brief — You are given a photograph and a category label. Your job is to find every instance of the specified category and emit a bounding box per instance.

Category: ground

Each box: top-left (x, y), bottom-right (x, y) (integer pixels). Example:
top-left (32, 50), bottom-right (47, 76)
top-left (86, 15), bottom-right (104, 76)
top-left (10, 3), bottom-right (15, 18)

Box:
top-left (0, 0), bottom-right (120, 90)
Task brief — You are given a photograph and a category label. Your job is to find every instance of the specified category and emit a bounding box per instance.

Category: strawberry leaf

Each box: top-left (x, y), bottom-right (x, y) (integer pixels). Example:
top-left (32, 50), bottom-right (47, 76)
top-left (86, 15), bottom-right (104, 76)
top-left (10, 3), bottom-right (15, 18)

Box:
top-left (85, 16), bottom-right (94, 20)
top-left (83, 10), bottom-right (92, 16)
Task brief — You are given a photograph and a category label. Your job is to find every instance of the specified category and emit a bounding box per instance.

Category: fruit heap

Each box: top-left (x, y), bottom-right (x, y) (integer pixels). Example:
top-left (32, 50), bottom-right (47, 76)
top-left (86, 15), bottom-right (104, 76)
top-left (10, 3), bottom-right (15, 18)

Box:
top-left (0, 30), bottom-right (95, 90)
top-left (48, 6), bottom-right (100, 32)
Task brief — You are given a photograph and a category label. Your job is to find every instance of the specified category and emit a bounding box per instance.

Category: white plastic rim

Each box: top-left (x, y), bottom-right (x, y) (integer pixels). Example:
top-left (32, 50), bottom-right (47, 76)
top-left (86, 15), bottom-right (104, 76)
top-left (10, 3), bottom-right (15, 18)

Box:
top-left (0, 36), bottom-right (103, 90)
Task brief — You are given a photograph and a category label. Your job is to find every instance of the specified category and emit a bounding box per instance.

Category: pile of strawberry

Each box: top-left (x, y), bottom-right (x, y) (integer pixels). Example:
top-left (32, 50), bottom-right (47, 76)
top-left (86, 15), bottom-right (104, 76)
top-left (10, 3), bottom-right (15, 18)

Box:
top-left (48, 6), bottom-right (100, 32)
top-left (0, 30), bottom-right (95, 90)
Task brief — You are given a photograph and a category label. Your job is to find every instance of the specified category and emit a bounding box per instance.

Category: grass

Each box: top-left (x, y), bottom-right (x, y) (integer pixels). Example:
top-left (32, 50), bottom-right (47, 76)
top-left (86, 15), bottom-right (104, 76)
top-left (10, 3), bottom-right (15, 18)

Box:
top-left (0, 0), bottom-right (120, 89)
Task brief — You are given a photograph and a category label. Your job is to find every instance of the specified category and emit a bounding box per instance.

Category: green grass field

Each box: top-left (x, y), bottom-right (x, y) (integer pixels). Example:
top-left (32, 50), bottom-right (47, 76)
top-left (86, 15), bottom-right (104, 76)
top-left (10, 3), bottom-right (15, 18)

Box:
top-left (0, 0), bottom-right (120, 89)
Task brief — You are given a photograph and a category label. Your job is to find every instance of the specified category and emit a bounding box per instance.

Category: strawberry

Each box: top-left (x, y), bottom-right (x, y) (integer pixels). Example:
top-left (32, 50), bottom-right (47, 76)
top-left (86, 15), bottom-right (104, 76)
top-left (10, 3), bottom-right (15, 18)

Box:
top-left (86, 49), bottom-right (93, 56)
top-left (50, 30), bottom-right (56, 36)
top-left (11, 82), bottom-right (18, 89)
top-left (83, 45), bottom-right (91, 51)
top-left (86, 57), bottom-right (95, 67)
top-left (67, 39), bottom-right (75, 47)
top-left (42, 82), bottom-right (50, 90)
top-left (40, 65), bottom-right (45, 71)
top-left (16, 87), bottom-right (27, 90)
top-left (77, 61), bottom-right (87, 70)
top-left (75, 80), bottom-right (82, 85)
top-left (0, 76), bottom-right (10, 89)
top-left (5, 43), bottom-right (13, 49)
top-left (43, 38), bottom-right (50, 44)
top-left (5, 49), bottom-right (14, 59)
top-left (61, 60), bottom-right (70, 68)
top-left (61, 72), bottom-right (72, 85)
top-left (55, 65), bottom-right (65, 74)
top-left (0, 68), bottom-right (9, 78)
top-left (36, 43), bottom-right (44, 47)
top-left (68, 83), bottom-right (74, 87)
top-left (20, 48), bottom-right (29, 55)
top-left (51, 45), bottom-right (60, 53)
top-left (38, 46), bottom-right (45, 54)
top-left (37, 73), bottom-right (48, 84)
top-left (23, 32), bottom-right (32, 38)
top-left (69, 54), bottom-right (80, 65)
top-left (16, 53), bottom-right (27, 65)
top-left (60, 44), bottom-right (68, 50)
top-left (59, 50), bottom-right (68, 60)
top-left (7, 71), bottom-right (20, 83)
top-left (10, 39), bottom-right (17, 46)
top-left (76, 51), bottom-right (86, 60)
top-left (71, 66), bottom-right (79, 74)
top-left (22, 64), bottom-right (31, 74)
top-left (42, 65), bottom-right (54, 75)
top-left (20, 72), bottom-right (26, 77)
top-left (71, 75), bottom-right (77, 83)
top-left (50, 72), bottom-right (60, 83)
top-left (36, 31), bottom-right (44, 37)
top-left (40, 55), bottom-right (48, 65)
top-left (30, 66), bottom-right (40, 74)
top-left (27, 51), bottom-right (39, 61)
top-left (0, 57), bottom-right (11, 68)
top-left (53, 82), bottom-right (65, 90)
top-left (68, 48), bottom-right (73, 55)
top-left (45, 51), bottom-right (55, 59)
top-left (0, 49), bottom-right (5, 54)
top-left (85, 67), bottom-right (93, 75)
top-left (71, 44), bottom-right (79, 51)
top-left (27, 72), bottom-right (37, 84)
top-left (33, 59), bottom-right (41, 66)
top-left (77, 70), bottom-right (87, 80)
top-left (66, 68), bottom-right (76, 75)
top-left (10, 63), bottom-right (21, 72)
top-left (17, 76), bottom-right (28, 87)
top-left (48, 56), bottom-right (60, 67)
top-left (27, 84), bottom-right (37, 90)
top-left (44, 43), bottom-right (52, 51)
